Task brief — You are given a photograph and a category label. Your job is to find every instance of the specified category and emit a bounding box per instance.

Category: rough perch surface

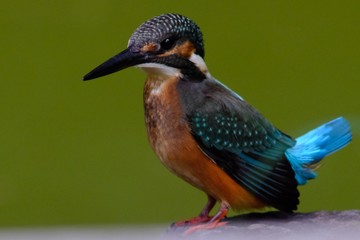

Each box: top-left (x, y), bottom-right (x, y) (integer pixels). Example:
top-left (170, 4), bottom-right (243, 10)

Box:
top-left (167, 210), bottom-right (360, 240)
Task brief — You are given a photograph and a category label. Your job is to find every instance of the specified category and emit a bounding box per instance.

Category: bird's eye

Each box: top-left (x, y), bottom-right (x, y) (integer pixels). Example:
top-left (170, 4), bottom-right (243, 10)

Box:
top-left (160, 36), bottom-right (178, 50)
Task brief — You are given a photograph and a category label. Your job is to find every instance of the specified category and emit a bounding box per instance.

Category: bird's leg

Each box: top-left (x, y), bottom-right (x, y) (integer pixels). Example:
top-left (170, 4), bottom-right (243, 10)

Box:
top-left (172, 195), bottom-right (216, 227)
top-left (184, 200), bottom-right (229, 235)
top-left (197, 195), bottom-right (217, 219)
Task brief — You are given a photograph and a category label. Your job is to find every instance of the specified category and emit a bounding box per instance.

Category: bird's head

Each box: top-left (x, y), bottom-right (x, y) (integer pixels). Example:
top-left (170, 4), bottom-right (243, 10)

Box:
top-left (83, 13), bottom-right (209, 81)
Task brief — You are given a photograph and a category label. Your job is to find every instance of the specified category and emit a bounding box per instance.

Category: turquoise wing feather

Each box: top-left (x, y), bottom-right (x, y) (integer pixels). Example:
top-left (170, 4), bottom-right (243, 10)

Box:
top-left (187, 97), bottom-right (300, 212)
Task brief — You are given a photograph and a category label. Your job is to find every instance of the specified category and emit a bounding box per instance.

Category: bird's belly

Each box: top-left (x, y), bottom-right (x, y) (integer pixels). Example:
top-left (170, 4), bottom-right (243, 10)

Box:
top-left (143, 76), bottom-right (264, 210)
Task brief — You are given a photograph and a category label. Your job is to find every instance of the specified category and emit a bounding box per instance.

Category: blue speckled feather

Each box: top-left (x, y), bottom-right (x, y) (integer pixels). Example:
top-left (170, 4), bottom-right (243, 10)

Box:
top-left (189, 111), bottom-right (300, 212)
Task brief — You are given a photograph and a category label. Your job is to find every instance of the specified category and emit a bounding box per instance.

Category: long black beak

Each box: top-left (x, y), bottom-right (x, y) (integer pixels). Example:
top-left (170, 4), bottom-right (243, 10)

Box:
top-left (83, 48), bottom-right (145, 81)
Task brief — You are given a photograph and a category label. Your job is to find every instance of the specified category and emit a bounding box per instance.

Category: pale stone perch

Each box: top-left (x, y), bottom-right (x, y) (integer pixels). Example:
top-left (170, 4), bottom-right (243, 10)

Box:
top-left (167, 210), bottom-right (360, 240)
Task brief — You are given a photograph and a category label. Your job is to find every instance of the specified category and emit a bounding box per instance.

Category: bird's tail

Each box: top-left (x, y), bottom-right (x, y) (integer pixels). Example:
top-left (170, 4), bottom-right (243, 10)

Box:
top-left (285, 117), bottom-right (352, 185)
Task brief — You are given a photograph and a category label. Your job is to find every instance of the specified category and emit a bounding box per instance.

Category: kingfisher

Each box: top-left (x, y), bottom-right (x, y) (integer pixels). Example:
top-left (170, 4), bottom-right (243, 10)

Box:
top-left (83, 13), bottom-right (352, 232)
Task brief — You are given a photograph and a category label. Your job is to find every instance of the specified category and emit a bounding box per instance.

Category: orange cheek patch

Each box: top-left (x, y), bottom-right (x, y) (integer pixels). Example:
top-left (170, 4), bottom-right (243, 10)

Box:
top-left (159, 41), bottom-right (196, 58)
top-left (141, 43), bottom-right (159, 52)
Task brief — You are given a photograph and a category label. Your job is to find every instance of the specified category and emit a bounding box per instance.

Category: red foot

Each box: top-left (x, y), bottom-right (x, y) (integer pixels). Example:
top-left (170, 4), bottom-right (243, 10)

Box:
top-left (171, 195), bottom-right (216, 229)
top-left (173, 215), bottom-right (213, 227)
top-left (170, 200), bottom-right (230, 235)
top-left (184, 220), bottom-right (227, 235)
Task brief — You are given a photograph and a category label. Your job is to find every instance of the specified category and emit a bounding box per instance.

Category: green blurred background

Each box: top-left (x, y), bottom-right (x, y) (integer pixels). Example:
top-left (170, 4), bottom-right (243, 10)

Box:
top-left (1, 0), bottom-right (359, 228)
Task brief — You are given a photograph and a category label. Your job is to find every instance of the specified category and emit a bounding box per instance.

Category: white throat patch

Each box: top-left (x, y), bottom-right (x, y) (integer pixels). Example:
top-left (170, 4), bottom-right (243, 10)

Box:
top-left (137, 63), bottom-right (181, 77)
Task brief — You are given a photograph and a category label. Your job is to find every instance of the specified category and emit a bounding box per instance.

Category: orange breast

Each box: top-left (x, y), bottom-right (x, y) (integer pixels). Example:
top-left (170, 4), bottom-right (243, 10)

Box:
top-left (143, 75), bottom-right (265, 210)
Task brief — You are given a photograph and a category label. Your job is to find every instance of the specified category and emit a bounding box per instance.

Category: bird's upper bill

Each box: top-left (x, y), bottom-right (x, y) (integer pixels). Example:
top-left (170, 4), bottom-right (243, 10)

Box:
top-left (83, 13), bottom-right (209, 81)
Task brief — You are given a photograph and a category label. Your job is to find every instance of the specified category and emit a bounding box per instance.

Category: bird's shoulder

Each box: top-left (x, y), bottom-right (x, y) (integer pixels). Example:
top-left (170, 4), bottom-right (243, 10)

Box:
top-left (177, 77), bottom-right (289, 152)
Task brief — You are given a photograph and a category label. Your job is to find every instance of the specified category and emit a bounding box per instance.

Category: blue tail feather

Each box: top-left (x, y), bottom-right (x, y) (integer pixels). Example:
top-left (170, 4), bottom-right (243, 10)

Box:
top-left (285, 117), bottom-right (352, 185)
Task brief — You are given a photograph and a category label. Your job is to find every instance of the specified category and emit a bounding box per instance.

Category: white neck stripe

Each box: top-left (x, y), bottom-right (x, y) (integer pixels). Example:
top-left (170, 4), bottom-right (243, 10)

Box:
top-left (189, 53), bottom-right (211, 78)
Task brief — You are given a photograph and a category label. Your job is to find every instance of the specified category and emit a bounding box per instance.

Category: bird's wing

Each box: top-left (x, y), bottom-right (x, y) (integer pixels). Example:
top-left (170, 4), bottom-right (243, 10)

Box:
top-left (186, 81), bottom-right (299, 212)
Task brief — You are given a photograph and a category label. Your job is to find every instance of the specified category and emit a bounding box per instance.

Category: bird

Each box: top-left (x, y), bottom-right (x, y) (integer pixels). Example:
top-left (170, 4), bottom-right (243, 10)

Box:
top-left (83, 13), bottom-right (352, 232)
